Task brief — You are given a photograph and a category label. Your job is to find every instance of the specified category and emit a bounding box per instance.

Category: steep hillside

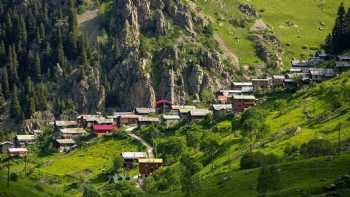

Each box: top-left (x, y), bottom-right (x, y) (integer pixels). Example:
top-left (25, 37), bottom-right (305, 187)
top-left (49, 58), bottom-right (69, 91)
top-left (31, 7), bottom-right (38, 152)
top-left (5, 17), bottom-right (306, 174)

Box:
top-left (194, 0), bottom-right (349, 67)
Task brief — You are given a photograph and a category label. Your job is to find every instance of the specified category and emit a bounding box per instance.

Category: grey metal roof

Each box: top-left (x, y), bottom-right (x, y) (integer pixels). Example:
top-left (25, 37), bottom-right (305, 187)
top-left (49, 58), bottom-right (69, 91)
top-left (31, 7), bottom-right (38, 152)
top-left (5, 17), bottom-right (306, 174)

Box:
top-left (212, 104), bottom-right (233, 111)
top-left (189, 109), bottom-right (211, 116)
top-left (135, 108), bottom-right (156, 114)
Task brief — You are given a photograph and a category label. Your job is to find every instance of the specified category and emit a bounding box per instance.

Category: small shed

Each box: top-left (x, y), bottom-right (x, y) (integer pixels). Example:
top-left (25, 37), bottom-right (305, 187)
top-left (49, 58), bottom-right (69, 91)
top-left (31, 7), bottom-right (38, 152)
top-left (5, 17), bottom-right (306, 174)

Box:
top-left (134, 108), bottom-right (156, 115)
top-left (211, 104), bottom-right (233, 118)
top-left (118, 114), bottom-right (141, 127)
top-left (55, 139), bottom-right (76, 152)
top-left (187, 109), bottom-right (211, 121)
top-left (15, 135), bottom-right (36, 146)
top-left (138, 158), bottom-right (163, 177)
top-left (8, 148), bottom-right (28, 157)
top-left (161, 114), bottom-right (181, 128)
top-left (137, 117), bottom-right (160, 128)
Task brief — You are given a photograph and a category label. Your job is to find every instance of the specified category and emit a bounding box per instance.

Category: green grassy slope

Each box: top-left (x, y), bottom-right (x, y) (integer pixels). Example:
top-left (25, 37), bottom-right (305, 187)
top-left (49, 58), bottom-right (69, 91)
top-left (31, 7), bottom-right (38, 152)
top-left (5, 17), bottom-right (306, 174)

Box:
top-left (0, 134), bottom-right (142, 197)
top-left (194, 0), bottom-right (348, 65)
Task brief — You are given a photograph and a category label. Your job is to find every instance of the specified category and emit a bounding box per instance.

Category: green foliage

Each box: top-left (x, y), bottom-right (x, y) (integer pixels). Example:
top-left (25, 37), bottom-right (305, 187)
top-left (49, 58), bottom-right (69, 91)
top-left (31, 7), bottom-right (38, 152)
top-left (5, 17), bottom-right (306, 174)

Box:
top-left (112, 155), bottom-right (124, 173)
top-left (37, 127), bottom-right (56, 156)
top-left (158, 137), bottom-right (186, 164)
top-left (300, 139), bottom-right (335, 158)
top-left (200, 89), bottom-right (215, 104)
top-left (257, 165), bottom-right (281, 194)
top-left (240, 152), bottom-right (279, 170)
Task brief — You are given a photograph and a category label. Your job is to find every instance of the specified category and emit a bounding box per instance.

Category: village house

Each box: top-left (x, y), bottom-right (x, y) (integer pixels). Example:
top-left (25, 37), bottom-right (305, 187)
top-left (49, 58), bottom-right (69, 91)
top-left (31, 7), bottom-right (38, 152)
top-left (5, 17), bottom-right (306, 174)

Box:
top-left (217, 95), bottom-right (228, 104)
top-left (291, 59), bottom-right (308, 67)
top-left (232, 95), bottom-right (256, 113)
top-left (252, 78), bottom-right (272, 91)
top-left (59, 128), bottom-right (87, 139)
top-left (8, 148), bottom-right (28, 157)
top-left (15, 135), bottom-right (36, 146)
top-left (336, 61), bottom-right (350, 72)
top-left (161, 114), bottom-right (181, 128)
top-left (0, 141), bottom-right (13, 154)
top-left (156, 100), bottom-right (172, 113)
top-left (272, 75), bottom-right (286, 88)
top-left (309, 68), bottom-right (336, 81)
top-left (134, 108), bottom-right (156, 115)
top-left (52, 120), bottom-right (78, 129)
top-left (171, 105), bottom-right (196, 116)
top-left (284, 79), bottom-right (298, 89)
top-left (117, 114), bottom-right (141, 127)
top-left (286, 72), bottom-right (311, 83)
top-left (55, 139), bottom-right (76, 153)
top-left (93, 124), bottom-right (115, 136)
top-left (232, 82), bottom-right (253, 90)
top-left (121, 152), bottom-right (147, 168)
top-left (211, 104), bottom-right (233, 118)
top-left (137, 117), bottom-right (160, 128)
top-left (138, 158), bottom-right (163, 177)
top-left (187, 109), bottom-right (211, 121)
top-left (77, 115), bottom-right (104, 128)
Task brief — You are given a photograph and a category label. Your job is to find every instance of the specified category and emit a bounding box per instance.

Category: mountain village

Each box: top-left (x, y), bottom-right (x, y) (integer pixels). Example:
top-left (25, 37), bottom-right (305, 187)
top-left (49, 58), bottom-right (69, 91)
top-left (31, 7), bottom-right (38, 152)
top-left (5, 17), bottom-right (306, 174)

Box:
top-left (1, 53), bottom-right (350, 185)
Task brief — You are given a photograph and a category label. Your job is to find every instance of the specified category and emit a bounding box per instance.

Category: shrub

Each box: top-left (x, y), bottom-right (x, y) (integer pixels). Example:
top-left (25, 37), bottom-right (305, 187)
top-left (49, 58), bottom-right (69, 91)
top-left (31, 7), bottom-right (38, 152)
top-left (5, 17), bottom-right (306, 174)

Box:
top-left (240, 152), bottom-right (279, 170)
top-left (300, 139), bottom-right (335, 158)
top-left (10, 173), bottom-right (18, 182)
top-left (257, 165), bottom-right (281, 193)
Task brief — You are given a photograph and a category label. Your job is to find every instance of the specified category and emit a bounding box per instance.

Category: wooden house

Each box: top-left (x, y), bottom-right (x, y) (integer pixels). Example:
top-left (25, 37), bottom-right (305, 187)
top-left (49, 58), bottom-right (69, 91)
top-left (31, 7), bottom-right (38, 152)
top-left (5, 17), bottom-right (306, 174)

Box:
top-left (15, 135), bottom-right (36, 146)
top-left (137, 117), bottom-right (160, 128)
top-left (138, 158), bottom-right (163, 177)
top-left (232, 95), bottom-right (256, 113)
top-left (211, 104), bottom-right (233, 118)
top-left (171, 105), bottom-right (196, 116)
top-left (272, 75), bottom-right (286, 88)
top-left (284, 79), bottom-right (298, 89)
top-left (93, 124), bottom-right (115, 136)
top-left (309, 68), bottom-right (336, 81)
top-left (134, 108), bottom-right (156, 115)
top-left (118, 114), bottom-right (141, 127)
top-left (252, 78), bottom-right (272, 91)
top-left (121, 152), bottom-right (147, 168)
top-left (52, 120), bottom-right (78, 129)
top-left (336, 61), bottom-right (350, 72)
top-left (8, 148), bottom-right (28, 157)
top-left (0, 141), bottom-right (13, 154)
top-left (55, 139), bottom-right (76, 153)
top-left (187, 109), bottom-right (211, 121)
top-left (232, 82), bottom-right (253, 90)
top-left (77, 115), bottom-right (104, 128)
top-left (59, 128), bottom-right (87, 139)
top-left (161, 115), bottom-right (181, 128)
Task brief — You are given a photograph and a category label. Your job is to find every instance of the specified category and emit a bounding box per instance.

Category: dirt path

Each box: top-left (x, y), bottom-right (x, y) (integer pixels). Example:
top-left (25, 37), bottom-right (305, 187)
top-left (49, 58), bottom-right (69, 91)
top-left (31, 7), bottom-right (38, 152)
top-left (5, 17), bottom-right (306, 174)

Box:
top-left (213, 32), bottom-right (240, 68)
top-left (125, 126), bottom-right (154, 158)
top-left (78, 8), bottom-right (99, 45)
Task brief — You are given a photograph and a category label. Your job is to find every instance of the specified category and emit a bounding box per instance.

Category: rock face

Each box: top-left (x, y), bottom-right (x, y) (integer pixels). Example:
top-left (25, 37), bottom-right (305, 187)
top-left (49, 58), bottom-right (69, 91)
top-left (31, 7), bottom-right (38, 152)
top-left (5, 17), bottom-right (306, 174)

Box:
top-left (106, 0), bottom-right (237, 109)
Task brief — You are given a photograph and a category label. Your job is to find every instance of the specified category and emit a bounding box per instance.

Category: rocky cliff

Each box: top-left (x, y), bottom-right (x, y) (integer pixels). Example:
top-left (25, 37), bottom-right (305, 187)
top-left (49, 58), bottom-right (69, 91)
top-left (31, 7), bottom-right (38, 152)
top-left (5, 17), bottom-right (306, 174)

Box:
top-left (105, 0), bottom-right (239, 109)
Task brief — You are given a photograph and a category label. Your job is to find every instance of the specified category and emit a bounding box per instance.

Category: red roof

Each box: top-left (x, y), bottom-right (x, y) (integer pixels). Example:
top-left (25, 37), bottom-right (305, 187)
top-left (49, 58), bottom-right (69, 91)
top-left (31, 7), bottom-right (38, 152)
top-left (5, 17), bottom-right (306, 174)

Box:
top-left (93, 124), bottom-right (115, 131)
top-left (156, 99), bottom-right (172, 107)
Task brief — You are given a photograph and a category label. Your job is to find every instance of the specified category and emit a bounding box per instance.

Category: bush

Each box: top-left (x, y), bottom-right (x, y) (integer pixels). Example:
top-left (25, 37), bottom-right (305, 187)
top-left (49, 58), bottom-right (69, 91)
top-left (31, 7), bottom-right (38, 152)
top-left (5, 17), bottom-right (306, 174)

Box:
top-left (240, 152), bottom-right (279, 170)
top-left (257, 165), bottom-right (281, 193)
top-left (300, 139), bottom-right (335, 158)
top-left (10, 173), bottom-right (18, 182)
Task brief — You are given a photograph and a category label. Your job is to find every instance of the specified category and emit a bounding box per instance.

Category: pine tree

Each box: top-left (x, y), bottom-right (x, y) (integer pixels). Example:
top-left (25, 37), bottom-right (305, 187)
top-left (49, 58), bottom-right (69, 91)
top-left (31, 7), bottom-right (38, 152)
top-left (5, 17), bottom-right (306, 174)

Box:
top-left (37, 82), bottom-right (48, 111)
top-left (10, 86), bottom-right (23, 120)
top-left (0, 86), bottom-right (5, 106)
top-left (0, 40), bottom-right (6, 65)
top-left (330, 3), bottom-right (347, 54)
top-left (8, 45), bottom-right (19, 83)
top-left (34, 52), bottom-right (41, 81)
top-left (1, 67), bottom-right (9, 99)
top-left (67, 0), bottom-right (79, 59)
top-left (344, 8), bottom-right (350, 48)
top-left (18, 15), bottom-right (27, 45)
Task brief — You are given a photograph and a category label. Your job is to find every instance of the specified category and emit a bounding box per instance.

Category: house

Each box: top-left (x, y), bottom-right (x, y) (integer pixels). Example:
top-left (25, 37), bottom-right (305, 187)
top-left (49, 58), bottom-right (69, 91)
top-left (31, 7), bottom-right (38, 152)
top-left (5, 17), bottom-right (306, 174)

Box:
top-left (187, 109), bottom-right (211, 121)
top-left (272, 75), bottom-right (286, 88)
top-left (15, 135), bottom-right (36, 146)
top-left (286, 72), bottom-right (311, 83)
top-left (171, 105), bottom-right (196, 115)
top-left (252, 78), bottom-right (272, 90)
top-left (59, 128), bottom-right (87, 139)
top-left (121, 152), bottom-right (147, 168)
top-left (137, 117), bottom-right (160, 128)
top-left (138, 158), bottom-right (163, 177)
top-left (337, 55), bottom-right (350, 62)
top-left (0, 141), bottom-right (13, 154)
top-left (156, 100), bottom-right (172, 113)
top-left (232, 95), bottom-right (256, 113)
top-left (77, 115), bottom-right (104, 128)
top-left (95, 118), bottom-right (115, 125)
top-left (161, 115), bottom-right (181, 128)
top-left (55, 139), bottom-right (76, 153)
top-left (211, 104), bottom-right (233, 118)
top-left (93, 124), bottom-right (115, 136)
top-left (291, 59), bottom-right (308, 67)
top-left (219, 90), bottom-right (242, 97)
top-left (217, 95), bottom-right (228, 104)
top-left (8, 148), bottom-right (28, 157)
top-left (232, 82), bottom-right (253, 90)
top-left (241, 86), bottom-right (254, 94)
top-left (309, 68), bottom-right (336, 81)
top-left (336, 61), bottom-right (350, 72)
top-left (284, 79), bottom-right (297, 89)
top-left (53, 120), bottom-right (78, 129)
top-left (118, 114), bottom-right (141, 127)
top-left (134, 108), bottom-right (156, 115)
